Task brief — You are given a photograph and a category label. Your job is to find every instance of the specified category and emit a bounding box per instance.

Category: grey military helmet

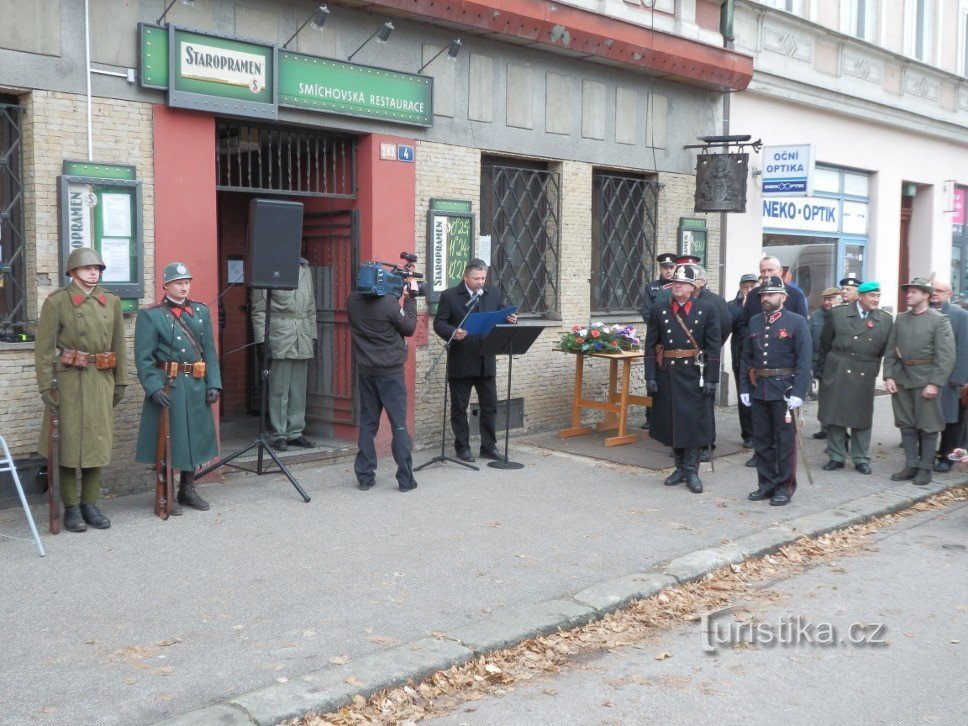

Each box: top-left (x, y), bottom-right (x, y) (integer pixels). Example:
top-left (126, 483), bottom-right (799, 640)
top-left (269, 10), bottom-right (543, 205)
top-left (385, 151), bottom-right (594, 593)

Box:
top-left (163, 262), bottom-right (193, 284)
top-left (65, 247), bottom-right (106, 274)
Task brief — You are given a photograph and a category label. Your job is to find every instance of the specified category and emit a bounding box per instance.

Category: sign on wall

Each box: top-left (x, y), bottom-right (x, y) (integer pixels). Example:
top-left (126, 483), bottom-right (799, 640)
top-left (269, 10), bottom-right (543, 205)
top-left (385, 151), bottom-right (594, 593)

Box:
top-left (761, 144), bottom-right (815, 197)
top-left (59, 161), bottom-right (144, 302)
top-left (762, 196), bottom-right (839, 234)
top-left (426, 199), bottom-right (473, 305)
top-left (139, 25), bottom-right (434, 127)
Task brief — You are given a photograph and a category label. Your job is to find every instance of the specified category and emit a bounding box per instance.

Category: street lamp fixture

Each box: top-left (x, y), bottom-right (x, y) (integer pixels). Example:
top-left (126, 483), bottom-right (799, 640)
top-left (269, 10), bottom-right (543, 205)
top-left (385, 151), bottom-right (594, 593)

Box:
top-left (157, 0), bottom-right (195, 25)
top-left (347, 21), bottom-right (394, 62)
top-left (282, 5), bottom-right (330, 50)
top-left (418, 39), bottom-right (462, 73)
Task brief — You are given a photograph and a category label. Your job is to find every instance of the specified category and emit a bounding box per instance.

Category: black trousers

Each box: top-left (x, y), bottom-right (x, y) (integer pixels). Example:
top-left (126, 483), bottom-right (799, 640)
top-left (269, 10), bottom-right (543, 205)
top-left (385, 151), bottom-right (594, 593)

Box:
top-left (449, 375), bottom-right (498, 452)
top-left (354, 372), bottom-right (415, 488)
top-left (733, 365), bottom-right (752, 441)
top-left (938, 404), bottom-right (968, 459)
top-left (751, 398), bottom-right (797, 497)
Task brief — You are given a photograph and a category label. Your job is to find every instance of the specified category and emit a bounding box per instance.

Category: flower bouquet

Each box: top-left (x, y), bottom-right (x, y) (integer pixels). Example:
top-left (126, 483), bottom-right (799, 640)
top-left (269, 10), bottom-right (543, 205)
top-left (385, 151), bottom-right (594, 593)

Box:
top-left (559, 322), bottom-right (641, 354)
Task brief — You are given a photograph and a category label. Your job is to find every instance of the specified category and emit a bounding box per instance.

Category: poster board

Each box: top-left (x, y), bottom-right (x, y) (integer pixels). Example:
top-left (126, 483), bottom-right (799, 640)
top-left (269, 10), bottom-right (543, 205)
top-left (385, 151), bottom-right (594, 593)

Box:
top-left (425, 198), bottom-right (474, 305)
top-left (58, 161), bottom-right (144, 302)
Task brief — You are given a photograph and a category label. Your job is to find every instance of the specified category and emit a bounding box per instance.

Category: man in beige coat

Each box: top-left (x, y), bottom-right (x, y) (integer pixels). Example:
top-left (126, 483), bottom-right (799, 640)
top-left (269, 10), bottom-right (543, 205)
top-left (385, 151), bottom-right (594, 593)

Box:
top-left (35, 248), bottom-right (128, 532)
top-left (251, 259), bottom-right (317, 450)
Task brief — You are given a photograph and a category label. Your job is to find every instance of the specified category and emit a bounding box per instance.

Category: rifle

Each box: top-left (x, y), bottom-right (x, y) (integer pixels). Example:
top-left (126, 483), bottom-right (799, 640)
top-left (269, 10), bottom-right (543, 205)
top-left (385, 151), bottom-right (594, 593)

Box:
top-left (154, 372), bottom-right (175, 520)
top-left (47, 378), bottom-right (62, 535)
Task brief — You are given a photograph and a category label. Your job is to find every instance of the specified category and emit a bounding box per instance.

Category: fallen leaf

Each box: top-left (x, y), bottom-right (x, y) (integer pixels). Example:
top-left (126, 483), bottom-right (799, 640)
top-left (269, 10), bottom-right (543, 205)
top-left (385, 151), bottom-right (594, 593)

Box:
top-left (655, 652), bottom-right (672, 660)
top-left (483, 664), bottom-right (502, 675)
top-left (367, 635), bottom-right (400, 646)
top-left (329, 655), bottom-right (349, 665)
top-left (345, 676), bottom-right (362, 687)
top-left (151, 667), bottom-right (174, 676)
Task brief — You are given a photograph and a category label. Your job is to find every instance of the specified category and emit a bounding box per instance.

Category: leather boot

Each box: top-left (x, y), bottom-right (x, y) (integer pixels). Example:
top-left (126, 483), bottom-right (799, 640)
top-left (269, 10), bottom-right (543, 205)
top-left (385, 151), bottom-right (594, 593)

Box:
top-left (683, 448), bottom-right (703, 493)
top-left (892, 428), bottom-right (921, 481)
top-left (63, 505), bottom-right (87, 532)
top-left (913, 468), bottom-right (933, 486)
top-left (664, 448), bottom-right (685, 486)
top-left (919, 432), bottom-right (939, 471)
top-left (79, 503), bottom-right (110, 529)
top-left (177, 471), bottom-right (210, 511)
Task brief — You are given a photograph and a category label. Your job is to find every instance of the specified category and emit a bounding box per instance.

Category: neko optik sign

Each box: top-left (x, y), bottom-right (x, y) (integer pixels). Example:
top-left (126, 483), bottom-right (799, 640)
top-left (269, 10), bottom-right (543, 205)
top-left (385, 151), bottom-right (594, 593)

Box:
top-left (761, 144), bottom-right (815, 197)
top-left (762, 196), bottom-right (838, 233)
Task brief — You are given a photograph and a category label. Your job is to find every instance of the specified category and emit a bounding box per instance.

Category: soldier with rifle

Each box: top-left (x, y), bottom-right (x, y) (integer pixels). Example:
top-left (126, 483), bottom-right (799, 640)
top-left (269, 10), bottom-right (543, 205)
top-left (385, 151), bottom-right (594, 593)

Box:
top-left (34, 247), bottom-right (128, 532)
top-left (134, 262), bottom-right (221, 514)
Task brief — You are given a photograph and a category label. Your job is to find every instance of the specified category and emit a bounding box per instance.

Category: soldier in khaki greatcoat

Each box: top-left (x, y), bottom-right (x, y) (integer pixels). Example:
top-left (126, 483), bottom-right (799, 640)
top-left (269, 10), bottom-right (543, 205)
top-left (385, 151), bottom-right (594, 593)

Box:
top-left (34, 248), bottom-right (128, 532)
top-left (816, 281), bottom-right (893, 474)
top-left (883, 277), bottom-right (956, 486)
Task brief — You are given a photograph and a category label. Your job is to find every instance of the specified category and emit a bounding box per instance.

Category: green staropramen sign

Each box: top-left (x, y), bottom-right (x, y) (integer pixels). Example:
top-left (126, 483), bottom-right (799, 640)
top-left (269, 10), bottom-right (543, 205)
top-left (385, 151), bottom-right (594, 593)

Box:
top-left (277, 51), bottom-right (432, 127)
top-left (139, 25), bottom-right (434, 127)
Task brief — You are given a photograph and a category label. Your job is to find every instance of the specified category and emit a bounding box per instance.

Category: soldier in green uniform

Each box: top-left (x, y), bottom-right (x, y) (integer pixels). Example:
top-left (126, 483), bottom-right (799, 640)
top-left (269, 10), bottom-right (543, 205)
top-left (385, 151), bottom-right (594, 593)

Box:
top-left (251, 258), bottom-right (318, 451)
top-left (883, 277), bottom-right (956, 486)
top-left (134, 262), bottom-right (221, 512)
top-left (34, 247), bottom-right (128, 532)
top-left (816, 281), bottom-right (893, 474)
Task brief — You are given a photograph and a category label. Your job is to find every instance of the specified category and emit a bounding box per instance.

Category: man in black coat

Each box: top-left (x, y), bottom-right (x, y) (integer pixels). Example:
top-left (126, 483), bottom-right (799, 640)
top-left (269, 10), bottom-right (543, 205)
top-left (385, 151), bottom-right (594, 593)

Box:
top-left (739, 276), bottom-right (812, 506)
top-left (640, 252), bottom-right (677, 323)
top-left (433, 259), bottom-right (517, 462)
top-left (736, 255), bottom-right (809, 341)
top-left (728, 273), bottom-right (759, 448)
top-left (645, 265), bottom-right (721, 494)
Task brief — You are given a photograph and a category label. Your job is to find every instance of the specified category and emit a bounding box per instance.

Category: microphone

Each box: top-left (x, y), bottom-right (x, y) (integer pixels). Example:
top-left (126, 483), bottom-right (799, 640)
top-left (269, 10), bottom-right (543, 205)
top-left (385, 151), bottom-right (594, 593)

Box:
top-left (465, 290), bottom-right (482, 309)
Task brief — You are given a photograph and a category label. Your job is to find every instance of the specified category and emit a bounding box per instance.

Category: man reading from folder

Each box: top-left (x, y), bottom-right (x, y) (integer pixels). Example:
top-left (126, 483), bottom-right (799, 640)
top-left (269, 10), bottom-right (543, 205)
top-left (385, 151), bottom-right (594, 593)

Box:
top-left (433, 259), bottom-right (517, 463)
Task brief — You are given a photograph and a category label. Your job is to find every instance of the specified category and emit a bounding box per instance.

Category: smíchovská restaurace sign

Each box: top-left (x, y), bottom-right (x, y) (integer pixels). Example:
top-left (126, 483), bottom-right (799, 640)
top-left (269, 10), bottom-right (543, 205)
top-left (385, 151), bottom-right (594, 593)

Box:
top-left (277, 51), bottom-right (432, 127)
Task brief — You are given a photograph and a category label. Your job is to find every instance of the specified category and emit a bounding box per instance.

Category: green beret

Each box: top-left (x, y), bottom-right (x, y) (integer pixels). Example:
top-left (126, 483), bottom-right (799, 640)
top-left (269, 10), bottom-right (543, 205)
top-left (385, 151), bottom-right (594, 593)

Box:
top-left (857, 281), bottom-right (880, 293)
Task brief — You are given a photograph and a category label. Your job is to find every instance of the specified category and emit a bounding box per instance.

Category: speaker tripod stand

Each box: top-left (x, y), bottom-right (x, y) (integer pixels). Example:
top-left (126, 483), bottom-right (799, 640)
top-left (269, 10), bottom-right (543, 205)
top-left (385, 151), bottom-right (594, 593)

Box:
top-left (195, 289), bottom-right (311, 502)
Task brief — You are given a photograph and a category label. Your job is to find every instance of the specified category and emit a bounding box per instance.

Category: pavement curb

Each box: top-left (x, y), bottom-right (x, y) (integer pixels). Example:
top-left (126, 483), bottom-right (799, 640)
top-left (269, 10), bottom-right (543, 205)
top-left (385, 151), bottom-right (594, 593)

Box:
top-left (153, 479), bottom-right (965, 726)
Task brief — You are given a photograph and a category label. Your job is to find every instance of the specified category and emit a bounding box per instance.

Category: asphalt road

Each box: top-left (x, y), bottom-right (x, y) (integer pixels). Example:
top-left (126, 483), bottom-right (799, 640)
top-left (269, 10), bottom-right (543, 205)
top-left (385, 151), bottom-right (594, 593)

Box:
top-left (427, 502), bottom-right (968, 726)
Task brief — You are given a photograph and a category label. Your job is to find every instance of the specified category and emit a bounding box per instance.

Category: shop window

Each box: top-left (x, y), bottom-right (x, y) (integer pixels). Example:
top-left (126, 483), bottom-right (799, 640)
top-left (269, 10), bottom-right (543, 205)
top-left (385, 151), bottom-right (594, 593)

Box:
top-left (480, 158), bottom-right (561, 316)
top-left (844, 172), bottom-right (869, 197)
top-left (814, 167), bottom-right (840, 194)
top-left (0, 95), bottom-right (26, 340)
top-left (590, 172), bottom-right (659, 315)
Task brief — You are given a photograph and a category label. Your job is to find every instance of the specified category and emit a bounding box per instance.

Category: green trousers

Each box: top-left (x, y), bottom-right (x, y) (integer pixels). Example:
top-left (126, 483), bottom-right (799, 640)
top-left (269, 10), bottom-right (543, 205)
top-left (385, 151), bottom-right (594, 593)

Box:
top-left (825, 425), bottom-right (871, 465)
top-left (268, 358), bottom-right (309, 440)
top-left (59, 466), bottom-right (101, 506)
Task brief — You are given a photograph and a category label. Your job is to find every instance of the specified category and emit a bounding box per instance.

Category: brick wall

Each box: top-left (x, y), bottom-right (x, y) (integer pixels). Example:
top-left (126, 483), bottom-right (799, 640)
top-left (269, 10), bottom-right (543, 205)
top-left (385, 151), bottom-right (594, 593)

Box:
top-left (411, 143), bottom-right (714, 448)
top-left (3, 91), bottom-right (155, 494)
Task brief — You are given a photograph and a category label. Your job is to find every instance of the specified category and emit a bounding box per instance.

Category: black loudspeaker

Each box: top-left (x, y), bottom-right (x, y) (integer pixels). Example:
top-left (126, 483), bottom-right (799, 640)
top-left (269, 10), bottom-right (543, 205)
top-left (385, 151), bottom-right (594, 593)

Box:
top-left (246, 199), bottom-right (304, 290)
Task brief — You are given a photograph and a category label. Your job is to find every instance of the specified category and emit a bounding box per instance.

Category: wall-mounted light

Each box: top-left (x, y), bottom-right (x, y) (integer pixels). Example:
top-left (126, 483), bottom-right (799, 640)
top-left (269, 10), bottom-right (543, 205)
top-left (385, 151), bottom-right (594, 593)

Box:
top-left (282, 5), bottom-right (329, 50)
top-left (347, 21), bottom-right (394, 62)
top-left (418, 39), bottom-right (462, 73)
top-left (157, 0), bottom-right (195, 25)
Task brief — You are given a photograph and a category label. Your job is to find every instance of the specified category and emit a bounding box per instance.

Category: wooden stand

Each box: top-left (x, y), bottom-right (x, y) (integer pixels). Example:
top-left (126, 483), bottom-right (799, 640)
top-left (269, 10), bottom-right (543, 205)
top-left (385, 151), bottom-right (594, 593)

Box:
top-left (559, 350), bottom-right (651, 447)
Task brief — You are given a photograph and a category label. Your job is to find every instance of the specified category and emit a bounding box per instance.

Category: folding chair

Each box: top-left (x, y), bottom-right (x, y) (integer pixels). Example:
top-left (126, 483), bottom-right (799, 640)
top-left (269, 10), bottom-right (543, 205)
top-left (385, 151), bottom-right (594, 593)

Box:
top-left (0, 435), bottom-right (45, 556)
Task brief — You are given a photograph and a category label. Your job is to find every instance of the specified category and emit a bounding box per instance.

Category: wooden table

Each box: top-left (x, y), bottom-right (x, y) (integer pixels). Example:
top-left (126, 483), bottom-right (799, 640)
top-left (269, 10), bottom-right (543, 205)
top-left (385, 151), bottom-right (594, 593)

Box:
top-left (558, 350), bottom-right (651, 447)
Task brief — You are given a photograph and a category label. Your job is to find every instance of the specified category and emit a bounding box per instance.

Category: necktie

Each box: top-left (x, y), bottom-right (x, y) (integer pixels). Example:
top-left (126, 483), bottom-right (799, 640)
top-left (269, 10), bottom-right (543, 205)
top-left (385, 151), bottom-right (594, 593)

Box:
top-left (861, 311), bottom-right (867, 320)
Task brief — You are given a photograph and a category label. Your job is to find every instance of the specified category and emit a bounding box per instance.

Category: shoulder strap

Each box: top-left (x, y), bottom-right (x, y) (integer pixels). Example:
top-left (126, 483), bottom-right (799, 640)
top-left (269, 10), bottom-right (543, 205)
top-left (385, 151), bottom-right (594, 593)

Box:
top-left (673, 309), bottom-right (701, 351)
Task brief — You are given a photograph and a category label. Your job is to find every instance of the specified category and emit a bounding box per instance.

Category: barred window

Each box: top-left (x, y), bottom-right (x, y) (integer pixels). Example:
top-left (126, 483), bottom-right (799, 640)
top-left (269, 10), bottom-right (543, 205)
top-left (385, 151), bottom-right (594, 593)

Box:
top-left (0, 96), bottom-right (26, 340)
top-left (591, 172), bottom-right (659, 315)
top-left (480, 158), bottom-right (561, 316)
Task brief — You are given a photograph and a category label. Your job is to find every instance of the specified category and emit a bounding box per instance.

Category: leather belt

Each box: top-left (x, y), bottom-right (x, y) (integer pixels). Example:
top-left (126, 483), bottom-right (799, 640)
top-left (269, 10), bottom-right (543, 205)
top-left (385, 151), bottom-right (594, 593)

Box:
top-left (663, 349), bottom-right (699, 359)
top-left (155, 360), bottom-right (197, 375)
top-left (754, 367), bottom-right (796, 377)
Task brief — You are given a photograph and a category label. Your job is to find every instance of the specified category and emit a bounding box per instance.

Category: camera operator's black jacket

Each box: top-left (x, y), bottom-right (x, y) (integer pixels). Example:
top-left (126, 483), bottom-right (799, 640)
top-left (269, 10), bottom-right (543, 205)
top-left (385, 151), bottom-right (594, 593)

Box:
top-left (347, 292), bottom-right (417, 375)
top-left (433, 284), bottom-right (506, 379)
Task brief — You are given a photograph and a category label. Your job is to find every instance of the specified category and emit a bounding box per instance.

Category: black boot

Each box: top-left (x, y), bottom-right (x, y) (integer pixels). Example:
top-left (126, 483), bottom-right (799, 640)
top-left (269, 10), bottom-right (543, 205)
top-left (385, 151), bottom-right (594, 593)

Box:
top-left (79, 503), bottom-right (110, 529)
top-left (892, 428), bottom-right (920, 481)
top-left (177, 472), bottom-right (210, 511)
top-left (664, 448), bottom-right (685, 486)
top-left (683, 448), bottom-right (703, 493)
top-left (63, 505), bottom-right (87, 532)
top-left (913, 468), bottom-right (933, 486)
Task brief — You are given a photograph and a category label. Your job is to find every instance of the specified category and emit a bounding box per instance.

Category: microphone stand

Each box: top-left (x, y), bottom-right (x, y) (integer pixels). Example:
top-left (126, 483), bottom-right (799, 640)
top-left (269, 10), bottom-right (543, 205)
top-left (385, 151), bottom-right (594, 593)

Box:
top-left (416, 293), bottom-right (481, 472)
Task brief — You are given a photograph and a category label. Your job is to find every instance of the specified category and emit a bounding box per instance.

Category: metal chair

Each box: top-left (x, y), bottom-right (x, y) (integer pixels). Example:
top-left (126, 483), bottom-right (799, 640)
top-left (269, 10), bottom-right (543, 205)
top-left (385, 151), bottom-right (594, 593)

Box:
top-left (0, 435), bottom-right (45, 556)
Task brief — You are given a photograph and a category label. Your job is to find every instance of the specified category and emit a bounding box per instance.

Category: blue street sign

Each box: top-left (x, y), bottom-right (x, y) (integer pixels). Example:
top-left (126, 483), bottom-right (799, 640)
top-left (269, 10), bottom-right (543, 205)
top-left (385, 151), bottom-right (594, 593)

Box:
top-left (397, 145), bottom-right (414, 162)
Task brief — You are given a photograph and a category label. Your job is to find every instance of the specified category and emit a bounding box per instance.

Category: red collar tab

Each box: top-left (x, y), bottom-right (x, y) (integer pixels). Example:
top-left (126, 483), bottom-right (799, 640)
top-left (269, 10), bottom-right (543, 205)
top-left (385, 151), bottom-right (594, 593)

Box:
top-left (767, 311), bottom-right (781, 324)
top-left (673, 300), bottom-right (693, 316)
top-left (166, 299), bottom-right (193, 316)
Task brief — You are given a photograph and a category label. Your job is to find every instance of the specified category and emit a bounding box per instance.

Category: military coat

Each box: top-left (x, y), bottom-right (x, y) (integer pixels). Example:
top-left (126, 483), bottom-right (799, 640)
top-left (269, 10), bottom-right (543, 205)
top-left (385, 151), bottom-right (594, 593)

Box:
top-left (739, 308), bottom-right (812, 402)
top-left (34, 283), bottom-right (128, 468)
top-left (883, 308), bottom-right (955, 389)
top-left (640, 277), bottom-right (672, 324)
top-left (644, 296), bottom-right (721, 448)
top-left (937, 302), bottom-right (968, 422)
top-left (816, 304), bottom-right (893, 429)
top-left (134, 298), bottom-right (222, 471)
top-left (250, 264), bottom-right (317, 359)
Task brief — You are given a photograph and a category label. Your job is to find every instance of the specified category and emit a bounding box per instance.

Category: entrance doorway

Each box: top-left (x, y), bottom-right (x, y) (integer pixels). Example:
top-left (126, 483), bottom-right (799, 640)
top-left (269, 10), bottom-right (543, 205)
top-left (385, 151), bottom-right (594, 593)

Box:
top-left (214, 121), bottom-right (358, 442)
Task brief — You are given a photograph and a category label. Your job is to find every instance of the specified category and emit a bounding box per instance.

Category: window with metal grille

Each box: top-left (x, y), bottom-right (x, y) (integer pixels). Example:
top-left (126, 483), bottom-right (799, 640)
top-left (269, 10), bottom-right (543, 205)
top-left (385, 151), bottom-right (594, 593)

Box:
top-left (480, 159), bottom-right (561, 316)
top-left (216, 122), bottom-right (356, 198)
top-left (0, 96), bottom-right (26, 339)
top-left (591, 172), bottom-right (659, 315)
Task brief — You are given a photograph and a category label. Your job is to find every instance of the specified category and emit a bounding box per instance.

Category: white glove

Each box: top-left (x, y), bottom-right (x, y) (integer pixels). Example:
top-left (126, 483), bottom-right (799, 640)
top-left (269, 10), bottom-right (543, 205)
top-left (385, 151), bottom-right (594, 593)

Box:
top-left (788, 396), bottom-right (804, 409)
top-left (740, 393), bottom-right (751, 407)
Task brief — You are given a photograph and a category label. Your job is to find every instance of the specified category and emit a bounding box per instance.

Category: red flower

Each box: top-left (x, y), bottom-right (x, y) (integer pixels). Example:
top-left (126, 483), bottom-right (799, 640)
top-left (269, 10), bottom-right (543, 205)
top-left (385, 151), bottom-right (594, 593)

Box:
top-left (778, 329), bottom-right (788, 338)
top-left (867, 320), bottom-right (874, 329)
top-left (590, 329), bottom-right (601, 338)
top-left (575, 337), bottom-right (585, 344)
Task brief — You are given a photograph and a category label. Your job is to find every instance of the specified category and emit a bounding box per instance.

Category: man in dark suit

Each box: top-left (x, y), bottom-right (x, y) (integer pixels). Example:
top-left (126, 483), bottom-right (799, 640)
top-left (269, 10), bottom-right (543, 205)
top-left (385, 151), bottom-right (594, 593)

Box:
top-left (433, 259), bottom-right (517, 462)
top-left (729, 273), bottom-right (759, 449)
top-left (736, 256), bottom-right (808, 341)
top-left (929, 279), bottom-right (968, 471)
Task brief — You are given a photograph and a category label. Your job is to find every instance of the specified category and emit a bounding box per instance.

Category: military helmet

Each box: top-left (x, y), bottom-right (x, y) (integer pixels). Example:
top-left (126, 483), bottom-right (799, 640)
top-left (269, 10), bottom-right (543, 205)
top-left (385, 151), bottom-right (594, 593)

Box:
top-left (65, 247), bottom-right (106, 274)
top-left (670, 265), bottom-right (698, 287)
top-left (163, 262), bottom-right (193, 284)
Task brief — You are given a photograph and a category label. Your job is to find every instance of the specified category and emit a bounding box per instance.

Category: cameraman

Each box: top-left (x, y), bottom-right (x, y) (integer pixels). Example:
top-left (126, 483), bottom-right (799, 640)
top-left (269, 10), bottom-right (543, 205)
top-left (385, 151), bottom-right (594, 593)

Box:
top-left (347, 267), bottom-right (420, 492)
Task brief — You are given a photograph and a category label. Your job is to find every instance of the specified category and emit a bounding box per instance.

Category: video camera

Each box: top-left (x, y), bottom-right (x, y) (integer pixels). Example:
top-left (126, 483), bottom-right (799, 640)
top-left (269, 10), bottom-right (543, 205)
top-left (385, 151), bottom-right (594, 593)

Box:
top-left (355, 252), bottom-right (428, 299)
